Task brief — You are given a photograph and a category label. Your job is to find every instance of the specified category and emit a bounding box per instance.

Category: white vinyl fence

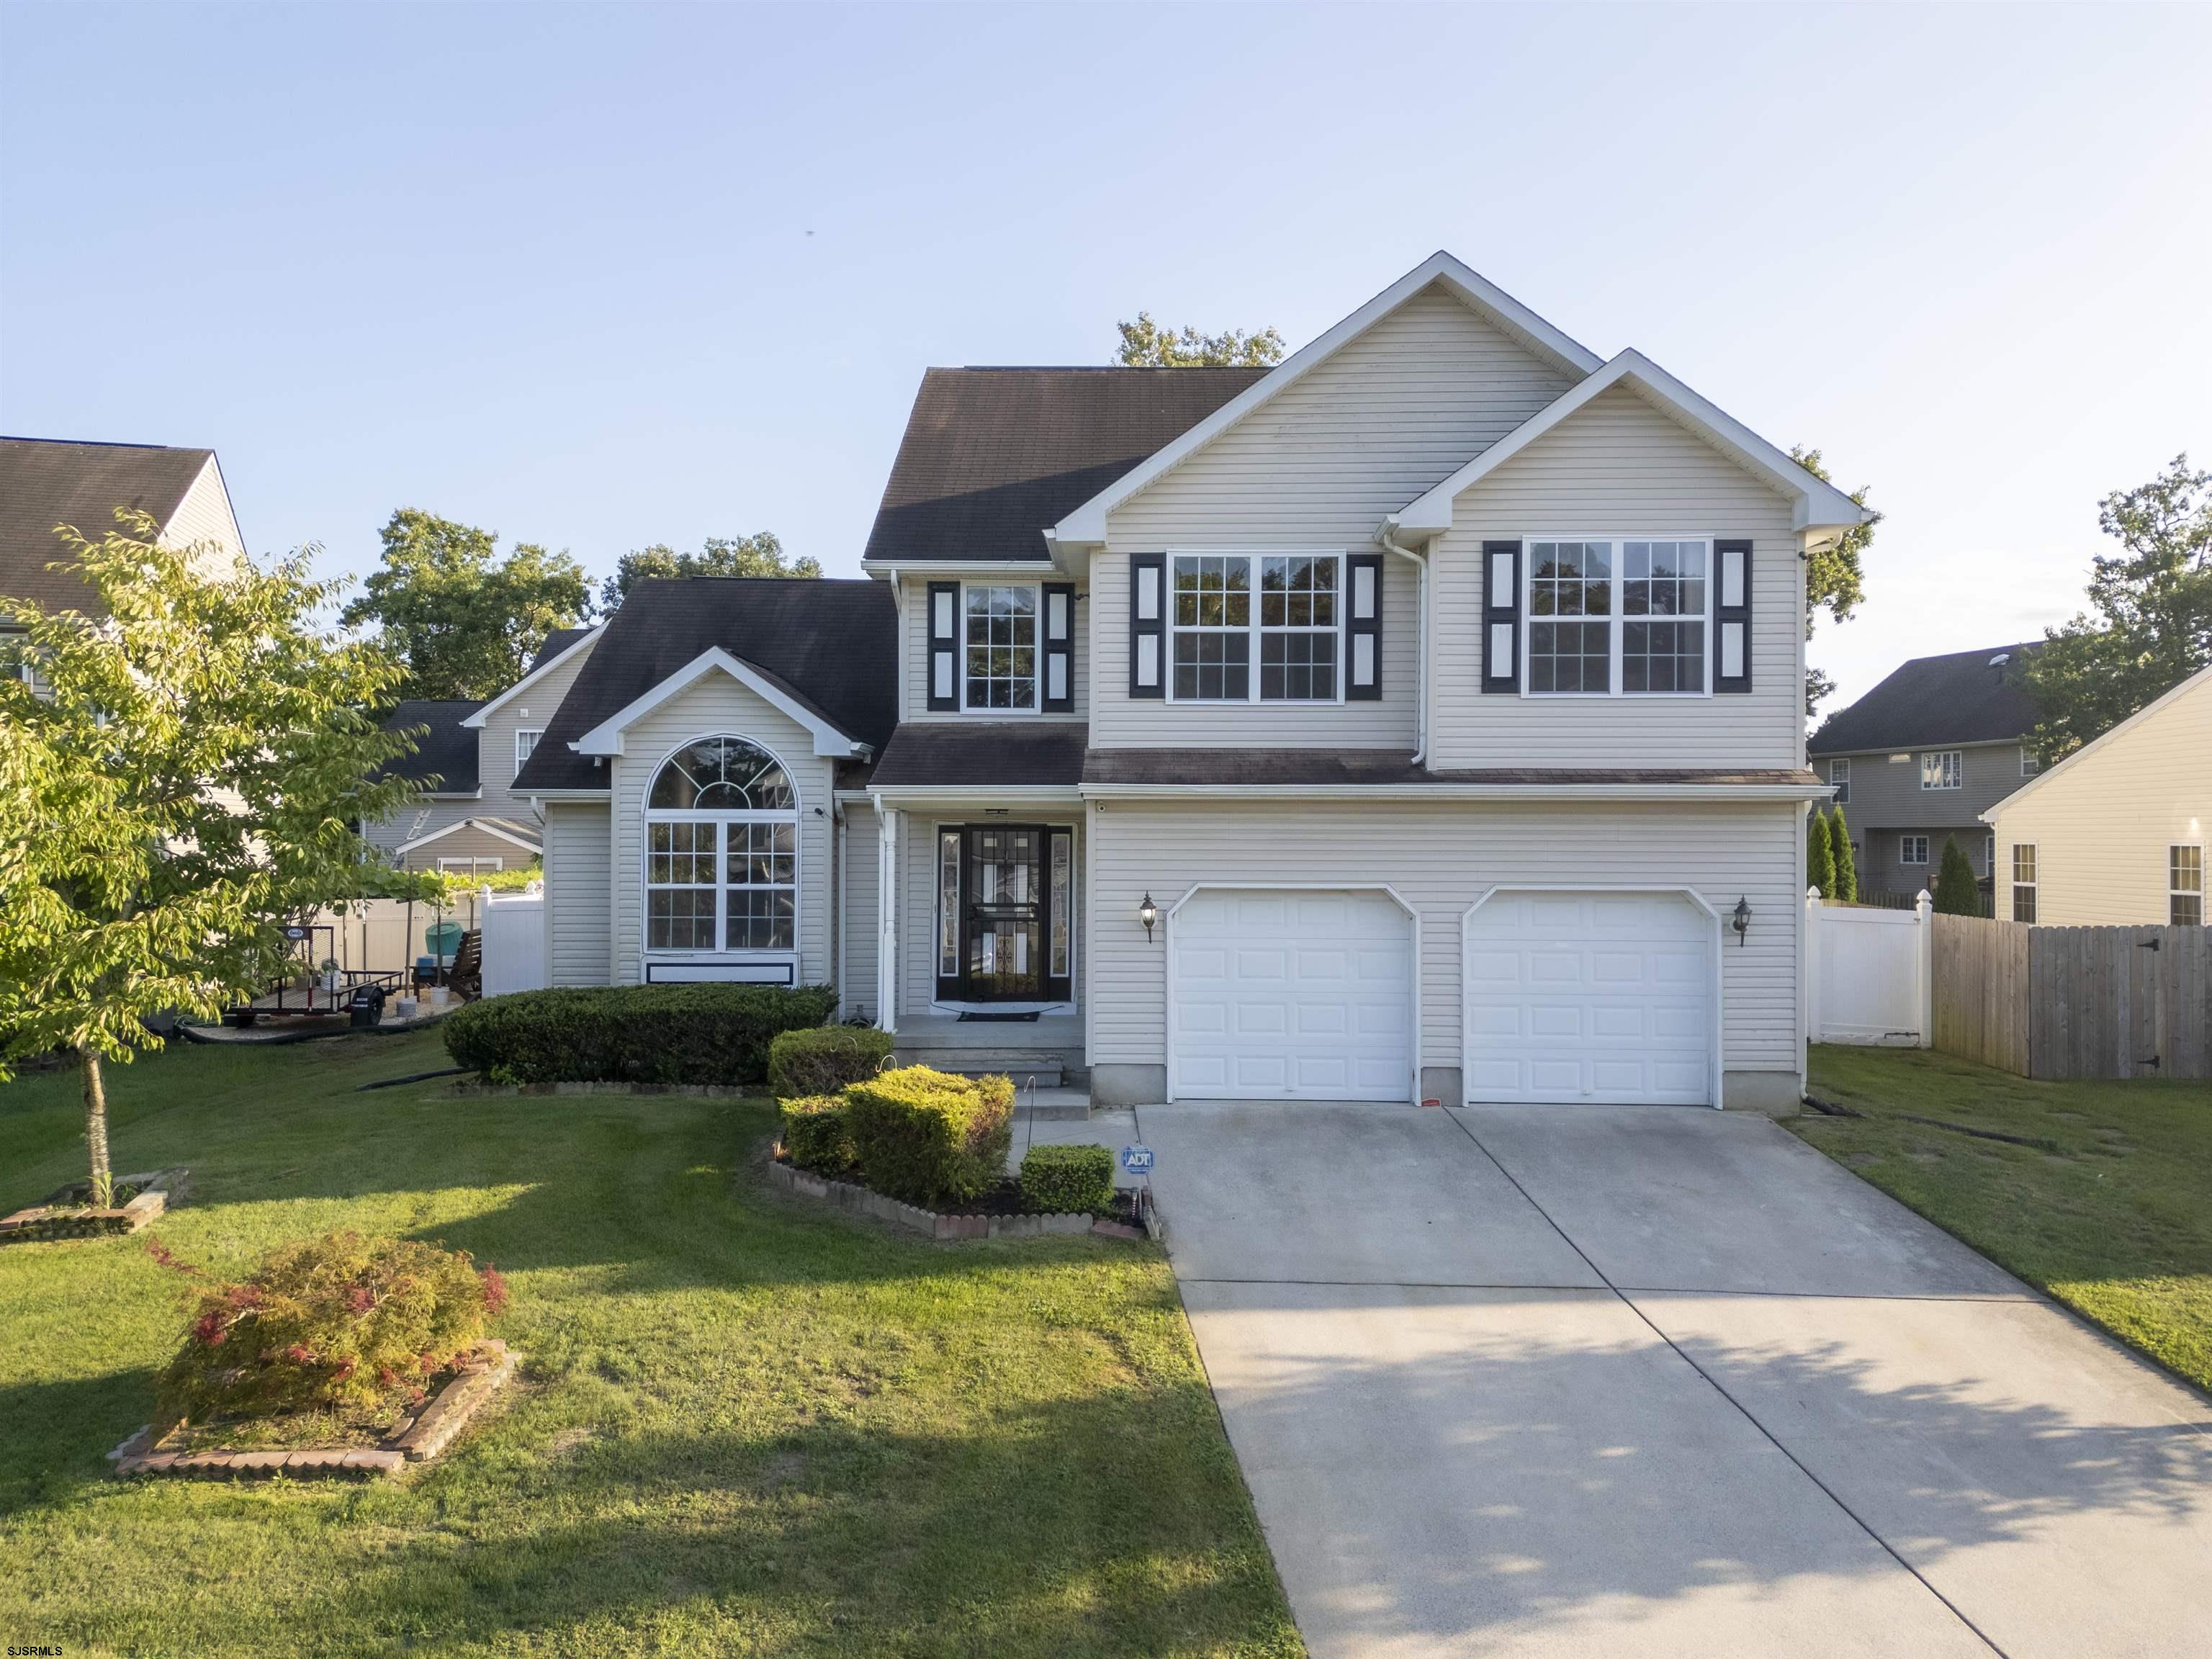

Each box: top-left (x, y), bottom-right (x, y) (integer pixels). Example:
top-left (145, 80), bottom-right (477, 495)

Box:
top-left (478, 891), bottom-right (548, 998)
top-left (1806, 888), bottom-right (1932, 1046)
top-left (302, 890), bottom-right (490, 982)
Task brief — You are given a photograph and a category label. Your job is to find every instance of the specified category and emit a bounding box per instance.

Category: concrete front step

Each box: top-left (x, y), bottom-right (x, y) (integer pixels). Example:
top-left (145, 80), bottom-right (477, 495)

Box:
top-left (896, 1048), bottom-right (1070, 1089)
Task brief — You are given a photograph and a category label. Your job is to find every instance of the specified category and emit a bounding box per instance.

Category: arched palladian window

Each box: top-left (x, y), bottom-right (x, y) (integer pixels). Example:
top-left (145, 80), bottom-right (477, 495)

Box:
top-left (644, 737), bottom-right (796, 953)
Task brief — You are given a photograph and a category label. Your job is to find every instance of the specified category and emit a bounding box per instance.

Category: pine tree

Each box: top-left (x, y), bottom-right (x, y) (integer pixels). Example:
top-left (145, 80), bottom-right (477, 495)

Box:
top-left (1933, 835), bottom-right (1982, 915)
top-left (1829, 806), bottom-right (1858, 903)
top-left (1806, 809), bottom-right (1835, 899)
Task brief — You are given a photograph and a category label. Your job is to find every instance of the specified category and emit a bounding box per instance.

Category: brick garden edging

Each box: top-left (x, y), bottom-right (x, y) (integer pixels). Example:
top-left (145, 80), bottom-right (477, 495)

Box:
top-left (451, 1080), bottom-right (760, 1098)
top-left (765, 1159), bottom-right (1154, 1242)
top-left (107, 1341), bottom-right (515, 1481)
top-left (0, 1167), bottom-right (189, 1244)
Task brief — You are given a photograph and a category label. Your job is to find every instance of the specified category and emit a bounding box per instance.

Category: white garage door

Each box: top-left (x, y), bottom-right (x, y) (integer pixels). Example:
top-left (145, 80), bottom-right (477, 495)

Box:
top-left (1172, 889), bottom-right (1413, 1102)
top-left (1463, 891), bottom-right (1714, 1106)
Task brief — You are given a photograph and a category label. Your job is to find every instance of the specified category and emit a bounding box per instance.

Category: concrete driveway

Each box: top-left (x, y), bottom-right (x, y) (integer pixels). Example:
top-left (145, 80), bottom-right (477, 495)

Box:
top-left (1136, 1100), bottom-right (2212, 1659)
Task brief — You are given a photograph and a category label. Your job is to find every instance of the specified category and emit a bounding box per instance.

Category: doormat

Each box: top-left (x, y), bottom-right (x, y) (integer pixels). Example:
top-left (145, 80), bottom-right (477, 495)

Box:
top-left (957, 1010), bottom-right (1042, 1022)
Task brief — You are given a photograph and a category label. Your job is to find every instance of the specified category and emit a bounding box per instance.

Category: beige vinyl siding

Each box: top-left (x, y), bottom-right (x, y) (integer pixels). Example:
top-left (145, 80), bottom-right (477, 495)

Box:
top-left (156, 457), bottom-right (248, 575)
top-left (1431, 382), bottom-right (1804, 770)
top-left (475, 641), bottom-right (593, 822)
top-left (839, 801), bottom-right (881, 1020)
top-left (607, 674), bottom-right (836, 986)
top-left (895, 811), bottom-right (1084, 1015)
top-left (1088, 799), bottom-right (1803, 1076)
top-left (1989, 670), bottom-right (2212, 926)
top-left (412, 824), bottom-right (534, 871)
top-left (1094, 284), bottom-right (1573, 749)
top-left (898, 573), bottom-right (1087, 724)
top-left (544, 801), bottom-right (612, 985)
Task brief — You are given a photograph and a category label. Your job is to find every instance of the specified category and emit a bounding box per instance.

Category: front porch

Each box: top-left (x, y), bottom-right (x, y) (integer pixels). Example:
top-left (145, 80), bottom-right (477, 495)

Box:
top-left (890, 1009), bottom-right (1087, 1092)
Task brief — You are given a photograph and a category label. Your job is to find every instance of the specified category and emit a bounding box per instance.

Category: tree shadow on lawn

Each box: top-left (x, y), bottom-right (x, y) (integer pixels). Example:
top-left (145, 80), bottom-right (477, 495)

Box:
top-left (0, 1368), bottom-right (159, 1516)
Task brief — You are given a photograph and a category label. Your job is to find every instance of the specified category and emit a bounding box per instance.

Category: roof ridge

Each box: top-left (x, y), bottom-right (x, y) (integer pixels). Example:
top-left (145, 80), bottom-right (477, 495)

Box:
top-left (0, 435), bottom-right (213, 454)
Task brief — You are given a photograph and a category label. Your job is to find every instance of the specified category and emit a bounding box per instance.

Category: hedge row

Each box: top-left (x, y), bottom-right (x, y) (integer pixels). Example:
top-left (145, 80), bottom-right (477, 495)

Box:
top-left (768, 1025), bottom-right (893, 1097)
top-left (444, 984), bottom-right (838, 1086)
top-left (1017, 1143), bottom-right (1114, 1215)
top-left (781, 1066), bottom-right (1013, 1209)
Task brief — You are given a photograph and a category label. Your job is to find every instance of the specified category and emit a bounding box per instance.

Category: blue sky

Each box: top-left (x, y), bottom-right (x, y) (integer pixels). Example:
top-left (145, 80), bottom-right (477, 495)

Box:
top-left (3, 1), bottom-right (2207, 709)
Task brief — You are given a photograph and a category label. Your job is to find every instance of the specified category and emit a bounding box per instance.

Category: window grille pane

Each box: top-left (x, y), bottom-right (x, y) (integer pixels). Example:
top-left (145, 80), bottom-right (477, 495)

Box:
top-left (1527, 541), bottom-right (1611, 693)
top-left (939, 832), bottom-right (961, 976)
top-left (649, 738), bottom-right (793, 810)
top-left (648, 886), bottom-right (717, 951)
top-left (726, 887), bottom-right (795, 951)
top-left (1050, 833), bottom-right (1071, 977)
top-left (1622, 541), bottom-right (1705, 693)
top-left (964, 585), bottom-right (1037, 709)
top-left (2013, 844), bottom-right (2036, 885)
top-left (1172, 626), bottom-right (1249, 701)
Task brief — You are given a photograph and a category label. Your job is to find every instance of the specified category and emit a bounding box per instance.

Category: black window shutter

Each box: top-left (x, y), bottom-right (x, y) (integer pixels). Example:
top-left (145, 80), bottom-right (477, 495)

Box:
top-left (1043, 582), bottom-right (1076, 712)
top-left (1715, 539), bottom-right (1751, 693)
top-left (1481, 540), bottom-right (1521, 693)
top-left (926, 581), bottom-right (959, 711)
top-left (1129, 553), bottom-right (1165, 699)
top-left (1344, 552), bottom-right (1383, 701)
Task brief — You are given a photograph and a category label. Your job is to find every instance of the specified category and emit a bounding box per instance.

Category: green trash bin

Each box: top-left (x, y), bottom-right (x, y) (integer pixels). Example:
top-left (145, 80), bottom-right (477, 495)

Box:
top-left (424, 920), bottom-right (464, 968)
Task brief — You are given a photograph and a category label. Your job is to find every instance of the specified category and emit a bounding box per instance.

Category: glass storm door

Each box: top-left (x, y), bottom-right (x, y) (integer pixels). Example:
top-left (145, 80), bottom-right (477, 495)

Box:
top-left (936, 825), bottom-right (1074, 1004)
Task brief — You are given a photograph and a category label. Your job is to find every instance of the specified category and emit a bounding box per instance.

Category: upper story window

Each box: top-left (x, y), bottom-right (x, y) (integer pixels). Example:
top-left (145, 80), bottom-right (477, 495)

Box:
top-left (1170, 553), bottom-right (1339, 702)
top-left (515, 729), bottom-right (542, 777)
top-left (1525, 539), bottom-right (1709, 696)
top-left (2172, 845), bottom-right (2203, 927)
top-left (644, 737), bottom-right (796, 954)
top-left (964, 585), bottom-right (1037, 711)
top-left (2021, 747), bottom-right (2041, 776)
top-left (1827, 757), bottom-right (1850, 803)
top-left (1920, 750), bottom-right (1963, 790)
top-left (2012, 843), bottom-right (2038, 922)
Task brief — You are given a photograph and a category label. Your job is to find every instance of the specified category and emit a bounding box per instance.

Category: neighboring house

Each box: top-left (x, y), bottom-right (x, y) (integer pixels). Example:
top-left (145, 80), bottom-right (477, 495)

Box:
top-left (1807, 645), bottom-right (2043, 893)
top-left (1984, 662), bottom-right (2211, 927)
top-left (1, 436), bottom-right (248, 686)
top-left (514, 251), bottom-right (1870, 1113)
top-left (366, 626), bottom-right (599, 873)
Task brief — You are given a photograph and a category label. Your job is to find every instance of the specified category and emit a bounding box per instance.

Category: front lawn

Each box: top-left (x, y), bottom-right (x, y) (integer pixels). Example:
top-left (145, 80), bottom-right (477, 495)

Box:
top-left (1797, 1044), bottom-right (2212, 1395)
top-left (0, 1032), bottom-right (1299, 1657)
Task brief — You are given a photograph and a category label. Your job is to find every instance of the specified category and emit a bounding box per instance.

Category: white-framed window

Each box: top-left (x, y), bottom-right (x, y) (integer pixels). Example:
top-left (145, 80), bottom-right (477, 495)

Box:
top-left (516, 729), bottom-right (542, 776)
top-left (1900, 835), bottom-right (1930, 866)
top-left (1169, 552), bottom-right (1341, 702)
top-left (437, 855), bottom-right (503, 877)
top-left (963, 585), bottom-right (1038, 711)
top-left (1920, 750), bottom-right (1962, 790)
top-left (2012, 844), bottom-right (2038, 923)
top-left (643, 737), bottom-right (797, 955)
top-left (1827, 757), bottom-right (1850, 804)
top-left (1525, 538), bottom-right (1709, 697)
top-left (2020, 747), bottom-right (2040, 777)
top-left (2172, 845), bottom-right (2203, 927)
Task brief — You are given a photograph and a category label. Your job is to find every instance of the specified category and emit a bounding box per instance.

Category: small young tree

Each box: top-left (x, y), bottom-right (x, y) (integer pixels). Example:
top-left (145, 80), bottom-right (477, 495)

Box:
top-left (0, 513), bottom-right (418, 1206)
top-left (1828, 806), bottom-right (1858, 903)
top-left (1805, 808), bottom-right (1835, 899)
top-left (1933, 835), bottom-right (1981, 916)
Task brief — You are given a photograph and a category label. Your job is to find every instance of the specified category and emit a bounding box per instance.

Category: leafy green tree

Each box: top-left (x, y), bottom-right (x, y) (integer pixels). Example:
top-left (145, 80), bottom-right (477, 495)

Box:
top-left (599, 532), bottom-right (820, 612)
top-left (1791, 446), bottom-right (1882, 718)
top-left (341, 509), bottom-right (591, 702)
top-left (1828, 806), bottom-right (1858, 903)
top-left (1933, 835), bottom-right (1982, 916)
top-left (1806, 808), bottom-right (1835, 899)
top-left (2018, 454), bottom-right (2211, 758)
top-left (1, 513), bottom-right (418, 1206)
top-left (1115, 313), bottom-right (1286, 368)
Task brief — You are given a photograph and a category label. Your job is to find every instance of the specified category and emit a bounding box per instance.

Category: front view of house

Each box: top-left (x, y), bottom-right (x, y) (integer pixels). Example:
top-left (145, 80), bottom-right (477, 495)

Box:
top-left (513, 252), bottom-right (1868, 1112)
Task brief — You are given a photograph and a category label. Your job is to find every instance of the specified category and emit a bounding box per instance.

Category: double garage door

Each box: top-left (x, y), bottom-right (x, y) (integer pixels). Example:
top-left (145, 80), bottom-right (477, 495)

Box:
top-left (1169, 887), bottom-right (1714, 1106)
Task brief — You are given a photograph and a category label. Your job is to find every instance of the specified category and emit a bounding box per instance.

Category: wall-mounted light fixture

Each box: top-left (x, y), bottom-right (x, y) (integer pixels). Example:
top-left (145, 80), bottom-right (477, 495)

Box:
top-left (1138, 891), bottom-right (1159, 943)
top-left (1732, 896), bottom-right (1752, 947)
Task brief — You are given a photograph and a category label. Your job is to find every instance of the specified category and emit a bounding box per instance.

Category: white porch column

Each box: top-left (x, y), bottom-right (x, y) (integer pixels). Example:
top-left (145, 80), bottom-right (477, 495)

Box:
top-left (876, 805), bottom-right (899, 1030)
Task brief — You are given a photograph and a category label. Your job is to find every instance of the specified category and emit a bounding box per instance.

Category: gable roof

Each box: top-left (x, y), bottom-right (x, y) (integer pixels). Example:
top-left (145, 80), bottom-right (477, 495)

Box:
top-left (1809, 644), bottom-right (2042, 756)
top-left (1982, 660), bottom-right (2212, 820)
top-left (379, 698), bottom-right (484, 793)
top-left (461, 624), bottom-right (601, 729)
top-left (861, 367), bottom-right (1267, 567)
top-left (513, 578), bottom-right (896, 793)
top-left (0, 437), bottom-right (220, 613)
top-left (1390, 350), bottom-right (1871, 537)
top-left (529, 626), bottom-right (595, 673)
top-left (1048, 252), bottom-right (1606, 547)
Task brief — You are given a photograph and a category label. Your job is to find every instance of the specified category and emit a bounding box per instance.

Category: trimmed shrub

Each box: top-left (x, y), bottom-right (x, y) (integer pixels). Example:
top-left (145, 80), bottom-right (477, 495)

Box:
top-left (1020, 1143), bottom-right (1114, 1215)
top-left (845, 1065), bottom-right (1013, 1208)
top-left (769, 1025), bottom-right (894, 1097)
top-left (781, 1094), bottom-right (856, 1177)
top-left (444, 983), bottom-right (837, 1085)
top-left (155, 1231), bottom-right (503, 1424)
top-left (1934, 834), bottom-right (1982, 916)
top-left (1829, 806), bottom-right (1858, 903)
top-left (1806, 809), bottom-right (1835, 899)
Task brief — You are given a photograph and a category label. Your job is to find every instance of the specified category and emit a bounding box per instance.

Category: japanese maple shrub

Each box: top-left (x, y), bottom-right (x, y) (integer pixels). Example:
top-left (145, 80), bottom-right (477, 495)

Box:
top-left (154, 1231), bottom-right (505, 1424)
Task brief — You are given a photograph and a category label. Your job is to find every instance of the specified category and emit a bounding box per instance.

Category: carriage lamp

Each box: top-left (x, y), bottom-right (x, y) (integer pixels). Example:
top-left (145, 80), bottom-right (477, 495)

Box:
top-left (1138, 892), bottom-right (1160, 943)
top-left (1732, 896), bottom-right (1752, 947)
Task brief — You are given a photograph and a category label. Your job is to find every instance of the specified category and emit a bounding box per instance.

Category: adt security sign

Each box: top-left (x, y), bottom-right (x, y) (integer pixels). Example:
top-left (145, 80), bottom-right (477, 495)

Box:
top-left (1119, 1143), bottom-right (1154, 1177)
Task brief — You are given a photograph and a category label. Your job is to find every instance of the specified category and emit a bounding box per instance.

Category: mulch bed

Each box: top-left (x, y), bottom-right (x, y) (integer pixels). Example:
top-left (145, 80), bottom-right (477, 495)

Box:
top-left (767, 1156), bottom-right (1155, 1242)
top-left (1, 1168), bottom-right (189, 1244)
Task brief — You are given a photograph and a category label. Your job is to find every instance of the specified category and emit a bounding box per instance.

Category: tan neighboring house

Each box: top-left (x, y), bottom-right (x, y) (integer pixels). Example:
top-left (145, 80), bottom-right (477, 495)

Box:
top-left (1984, 663), bottom-right (2211, 927)
top-left (365, 626), bottom-right (599, 873)
top-left (512, 251), bottom-right (1874, 1114)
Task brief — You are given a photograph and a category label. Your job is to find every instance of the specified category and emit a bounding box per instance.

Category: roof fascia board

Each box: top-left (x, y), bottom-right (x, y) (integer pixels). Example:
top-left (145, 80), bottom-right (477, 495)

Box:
top-left (461, 626), bottom-right (601, 727)
top-left (1077, 781), bottom-right (1830, 803)
top-left (860, 559), bottom-right (1060, 577)
top-left (868, 786), bottom-right (1082, 806)
top-left (526, 788), bottom-right (611, 804)
top-left (397, 816), bottom-right (544, 856)
top-left (570, 647), bottom-right (865, 759)
top-left (1980, 662), bottom-right (2212, 821)
top-left (1393, 350), bottom-right (1871, 536)
top-left (1050, 251), bottom-right (1605, 547)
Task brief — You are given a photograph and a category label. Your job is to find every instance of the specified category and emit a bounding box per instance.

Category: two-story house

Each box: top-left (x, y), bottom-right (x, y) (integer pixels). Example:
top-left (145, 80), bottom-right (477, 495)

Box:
top-left (1807, 646), bottom-right (2043, 895)
top-left (367, 626), bottom-right (599, 872)
top-left (514, 252), bottom-right (1868, 1113)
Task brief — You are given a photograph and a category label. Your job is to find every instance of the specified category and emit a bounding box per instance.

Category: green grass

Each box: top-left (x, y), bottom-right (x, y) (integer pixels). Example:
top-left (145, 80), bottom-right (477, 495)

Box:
top-left (0, 1033), bottom-right (1299, 1658)
top-left (1797, 1044), bottom-right (2212, 1395)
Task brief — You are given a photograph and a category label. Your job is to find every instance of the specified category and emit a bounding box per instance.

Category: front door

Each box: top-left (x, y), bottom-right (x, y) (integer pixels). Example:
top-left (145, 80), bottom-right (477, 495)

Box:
top-left (935, 824), bottom-right (1075, 1004)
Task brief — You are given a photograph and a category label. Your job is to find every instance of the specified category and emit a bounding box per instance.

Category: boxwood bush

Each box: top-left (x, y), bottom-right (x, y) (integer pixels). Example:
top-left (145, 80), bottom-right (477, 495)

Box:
top-left (768, 1025), bottom-right (894, 1097)
top-left (444, 984), bottom-right (837, 1086)
top-left (845, 1065), bottom-right (1013, 1208)
top-left (780, 1094), bottom-right (855, 1177)
top-left (1019, 1143), bottom-right (1115, 1215)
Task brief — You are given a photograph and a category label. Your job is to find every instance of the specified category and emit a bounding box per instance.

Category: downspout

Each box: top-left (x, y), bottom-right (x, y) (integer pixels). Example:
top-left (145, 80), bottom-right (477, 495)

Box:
top-left (1375, 518), bottom-right (1429, 767)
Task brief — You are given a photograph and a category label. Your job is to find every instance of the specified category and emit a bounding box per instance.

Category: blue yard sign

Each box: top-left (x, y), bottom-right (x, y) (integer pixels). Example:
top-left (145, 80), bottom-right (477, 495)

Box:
top-left (1120, 1144), bottom-right (1154, 1176)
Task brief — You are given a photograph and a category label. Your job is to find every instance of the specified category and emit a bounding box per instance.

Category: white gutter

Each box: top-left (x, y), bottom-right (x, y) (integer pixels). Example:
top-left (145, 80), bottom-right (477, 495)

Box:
top-left (1375, 518), bottom-right (1430, 765)
top-left (1079, 782), bottom-right (1835, 804)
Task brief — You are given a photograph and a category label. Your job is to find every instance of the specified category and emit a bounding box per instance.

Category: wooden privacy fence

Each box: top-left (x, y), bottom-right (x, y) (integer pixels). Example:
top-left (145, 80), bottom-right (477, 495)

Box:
top-left (1931, 913), bottom-right (2212, 1079)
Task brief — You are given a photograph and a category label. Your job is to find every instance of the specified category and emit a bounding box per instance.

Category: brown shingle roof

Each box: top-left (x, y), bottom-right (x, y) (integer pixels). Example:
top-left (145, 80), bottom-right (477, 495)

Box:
top-left (0, 438), bottom-right (217, 616)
